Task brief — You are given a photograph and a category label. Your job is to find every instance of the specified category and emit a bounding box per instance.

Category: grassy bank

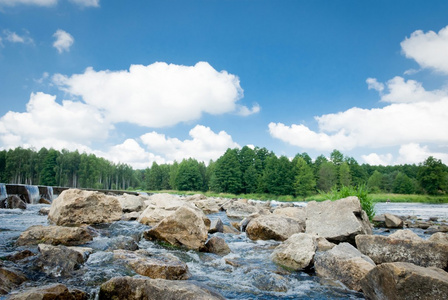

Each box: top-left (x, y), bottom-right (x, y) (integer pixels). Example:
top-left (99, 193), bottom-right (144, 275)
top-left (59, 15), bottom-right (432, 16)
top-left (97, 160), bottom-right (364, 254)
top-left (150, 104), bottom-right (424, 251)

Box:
top-left (142, 190), bottom-right (448, 204)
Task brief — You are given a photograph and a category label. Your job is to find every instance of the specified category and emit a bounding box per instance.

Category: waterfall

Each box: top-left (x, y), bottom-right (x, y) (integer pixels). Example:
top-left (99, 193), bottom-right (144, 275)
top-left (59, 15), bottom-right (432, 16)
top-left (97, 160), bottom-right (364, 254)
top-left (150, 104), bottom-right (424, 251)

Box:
top-left (0, 183), bottom-right (7, 201)
top-left (43, 186), bottom-right (54, 202)
top-left (25, 185), bottom-right (40, 204)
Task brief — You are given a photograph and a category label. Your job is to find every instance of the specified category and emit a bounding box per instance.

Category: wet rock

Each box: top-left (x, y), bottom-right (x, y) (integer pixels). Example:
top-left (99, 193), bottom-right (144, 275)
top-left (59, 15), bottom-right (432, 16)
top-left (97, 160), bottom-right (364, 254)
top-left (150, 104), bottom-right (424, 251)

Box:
top-left (223, 225), bottom-right (239, 234)
top-left (384, 213), bottom-right (404, 228)
top-left (138, 193), bottom-right (190, 226)
top-left (1, 195), bottom-right (26, 210)
top-left (425, 225), bottom-right (448, 234)
top-left (98, 276), bottom-right (225, 300)
top-left (6, 250), bottom-right (35, 262)
top-left (113, 250), bottom-right (190, 280)
top-left (361, 262), bottom-right (448, 300)
top-left (271, 233), bottom-right (317, 270)
top-left (117, 193), bottom-right (146, 213)
top-left (428, 232), bottom-right (448, 244)
top-left (246, 214), bottom-right (304, 241)
top-left (48, 189), bottom-right (122, 226)
top-left (0, 266), bottom-right (27, 295)
top-left (209, 218), bottom-right (224, 234)
top-left (272, 206), bottom-right (306, 228)
top-left (8, 283), bottom-right (88, 300)
top-left (314, 242), bottom-right (375, 291)
top-left (406, 220), bottom-right (432, 229)
top-left (107, 235), bottom-right (139, 251)
top-left (143, 206), bottom-right (209, 251)
top-left (203, 236), bottom-right (231, 255)
top-left (355, 234), bottom-right (448, 269)
top-left (16, 225), bottom-right (93, 246)
top-left (192, 198), bottom-right (224, 214)
top-left (38, 197), bottom-right (51, 204)
top-left (39, 207), bottom-right (50, 215)
top-left (35, 244), bottom-right (92, 277)
top-left (250, 270), bottom-right (288, 292)
top-left (305, 197), bottom-right (372, 244)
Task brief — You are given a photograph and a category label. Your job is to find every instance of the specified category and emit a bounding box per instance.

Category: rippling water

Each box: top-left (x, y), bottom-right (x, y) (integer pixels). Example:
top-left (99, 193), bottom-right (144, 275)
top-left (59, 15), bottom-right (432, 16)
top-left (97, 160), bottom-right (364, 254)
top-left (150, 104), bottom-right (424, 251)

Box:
top-left (1, 202), bottom-right (446, 299)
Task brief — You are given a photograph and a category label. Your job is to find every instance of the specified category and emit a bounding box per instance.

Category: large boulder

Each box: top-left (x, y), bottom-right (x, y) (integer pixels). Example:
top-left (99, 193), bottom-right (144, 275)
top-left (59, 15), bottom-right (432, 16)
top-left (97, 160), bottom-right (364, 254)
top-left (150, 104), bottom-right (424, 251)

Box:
top-left (314, 242), bottom-right (375, 291)
top-left (8, 283), bottom-right (88, 300)
top-left (138, 193), bottom-right (189, 226)
top-left (113, 250), bottom-right (190, 280)
top-left (48, 189), bottom-right (122, 226)
top-left (361, 262), bottom-right (448, 300)
top-left (0, 266), bottom-right (27, 295)
top-left (272, 206), bottom-right (306, 228)
top-left (98, 276), bottom-right (225, 300)
top-left (0, 195), bottom-right (27, 209)
top-left (246, 215), bottom-right (304, 241)
top-left (305, 197), bottom-right (372, 244)
top-left (16, 225), bottom-right (93, 246)
top-left (143, 206), bottom-right (209, 251)
top-left (271, 233), bottom-right (317, 270)
top-left (117, 193), bottom-right (146, 212)
top-left (429, 232), bottom-right (448, 244)
top-left (384, 213), bottom-right (404, 228)
top-left (355, 233), bottom-right (448, 270)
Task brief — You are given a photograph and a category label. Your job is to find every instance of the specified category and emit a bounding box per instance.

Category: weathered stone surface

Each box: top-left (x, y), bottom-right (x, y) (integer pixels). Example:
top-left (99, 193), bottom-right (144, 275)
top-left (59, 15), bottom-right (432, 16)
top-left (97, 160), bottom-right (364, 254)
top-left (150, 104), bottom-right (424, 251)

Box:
top-left (305, 197), bottom-right (372, 244)
top-left (271, 233), bottom-right (317, 270)
top-left (121, 211), bottom-right (141, 221)
top-left (0, 266), bottom-right (27, 295)
top-left (143, 206), bottom-right (209, 251)
top-left (246, 215), bottom-right (304, 241)
top-left (6, 250), bottom-right (35, 262)
top-left (8, 283), bottom-right (88, 300)
top-left (429, 232), bottom-right (448, 244)
top-left (16, 225), bottom-right (93, 246)
top-left (35, 244), bottom-right (92, 277)
top-left (39, 207), bottom-right (50, 215)
top-left (361, 262), bottom-right (448, 300)
top-left (388, 229), bottom-right (422, 241)
top-left (316, 237), bottom-right (336, 251)
top-left (106, 236), bottom-right (139, 251)
top-left (48, 189), bottom-right (122, 226)
top-left (209, 218), bottom-right (224, 234)
top-left (98, 276), bottom-right (225, 300)
top-left (272, 206), bottom-right (306, 228)
top-left (314, 242), bottom-right (375, 291)
top-left (117, 193), bottom-right (146, 212)
top-left (223, 225), bottom-right (239, 234)
top-left (355, 234), bottom-right (448, 269)
top-left (372, 214), bottom-right (386, 227)
top-left (113, 250), bottom-right (190, 280)
top-left (224, 200), bottom-right (260, 219)
top-left (192, 198), bottom-right (225, 214)
top-left (250, 270), bottom-right (288, 292)
top-left (384, 213), bottom-right (404, 228)
top-left (203, 236), bottom-right (231, 256)
top-left (138, 194), bottom-right (190, 226)
top-left (0, 195), bottom-right (26, 210)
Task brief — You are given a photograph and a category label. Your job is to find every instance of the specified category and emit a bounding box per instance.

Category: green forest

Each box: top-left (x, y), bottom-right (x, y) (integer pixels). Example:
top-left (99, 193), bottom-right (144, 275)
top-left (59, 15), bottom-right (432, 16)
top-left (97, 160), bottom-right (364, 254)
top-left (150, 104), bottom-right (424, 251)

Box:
top-left (0, 146), bottom-right (447, 198)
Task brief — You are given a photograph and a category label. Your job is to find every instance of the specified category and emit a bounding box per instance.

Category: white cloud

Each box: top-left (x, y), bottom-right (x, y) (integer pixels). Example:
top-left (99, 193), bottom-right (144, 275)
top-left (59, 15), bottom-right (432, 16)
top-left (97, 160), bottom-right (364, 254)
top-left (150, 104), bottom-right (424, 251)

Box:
top-left (53, 29), bottom-right (74, 53)
top-left (401, 25), bottom-right (448, 74)
top-left (366, 77), bottom-right (384, 93)
top-left (396, 143), bottom-right (448, 165)
top-left (361, 153), bottom-right (393, 166)
top-left (3, 30), bottom-right (33, 44)
top-left (379, 76), bottom-right (447, 103)
top-left (140, 125), bottom-right (240, 163)
top-left (0, 0), bottom-right (57, 6)
top-left (54, 62), bottom-right (253, 127)
top-left (0, 92), bottom-right (112, 151)
top-left (237, 103), bottom-right (261, 116)
top-left (68, 0), bottom-right (98, 7)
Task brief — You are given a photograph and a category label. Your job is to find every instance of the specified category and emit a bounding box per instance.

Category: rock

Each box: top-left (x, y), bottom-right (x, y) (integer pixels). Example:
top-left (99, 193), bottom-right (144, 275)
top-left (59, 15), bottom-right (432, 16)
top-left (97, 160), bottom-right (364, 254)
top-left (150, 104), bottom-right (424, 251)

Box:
top-left (372, 214), bottom-right (386, 227)
top-left (271, 233), bottom-right (317, 270)
top-left (250, 270), bottom-right (288, 292)
top-left (113, 250), bottom-right (190, 280)
top-left (6, 250), bottom-right (35, 262)
top-left (388, 229), bottom-right (422, 241)
top-left (106, 236), bottom-right (139, 251)
top-left (35, 244), bottom-right (92, 277)
top-left (8, 283), bottom-right (88, 300)
top-left (384, 213), bottom-right (404, 228)
top-left (121, 211), bottom-right (141, 221)
top-left (316, 237), bottom-right (336, 251)
top-left (223, 225), bottom-right (239, 234)
top-left (428, 232), bottom-right (448, 244)
top-left (272, 206), bottom-right (306, 228)
top-left (48, 189), bottom-right (122, 226)
top-left (144, 206), bottom-right (209, 251)
top-left (209, 218), bottom-right (224, 234)
top-left (138, 194), bottom-right (190, 226)
top-left (355, 234), bottom-right (448, 269)
top-left (425, 225), bottom-right (448, 234)
top-left (361, 262), bottom-right (448, 300)
top-left (224, 200), bottom-right (260, 219)
top-left (0, 266), bottom-right (27, 295)
top-left (16, 225), bottom-right (93, 246)
top-left (203, 236), bottom-right (231, 255)
top-left (185, 194), bottom-right (207, 201)
top-left (38, 197), bottom-right (51, 204)
top-left (117, 193), bottom-right (146, 212)
top-left (39, 207), bottom-right (50, 215)
top-left (246, 214), bottom-right (304, 241)
top-left (192, 198), bottom-right (223, 214)
top-left (98, 276), bottom-right (225, 300)
top-left (305, 197), bottom-right (372, 244)
top-left (1, 195), bottom-right (26, 209)
top-left (314, 242), bottom-right (375, 291)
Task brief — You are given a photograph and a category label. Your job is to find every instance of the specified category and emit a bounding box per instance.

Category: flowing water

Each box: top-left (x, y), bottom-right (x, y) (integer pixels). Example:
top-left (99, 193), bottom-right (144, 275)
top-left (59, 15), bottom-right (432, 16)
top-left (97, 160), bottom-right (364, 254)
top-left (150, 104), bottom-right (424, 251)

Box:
top-left (1, 202), bottom-right (446, 299)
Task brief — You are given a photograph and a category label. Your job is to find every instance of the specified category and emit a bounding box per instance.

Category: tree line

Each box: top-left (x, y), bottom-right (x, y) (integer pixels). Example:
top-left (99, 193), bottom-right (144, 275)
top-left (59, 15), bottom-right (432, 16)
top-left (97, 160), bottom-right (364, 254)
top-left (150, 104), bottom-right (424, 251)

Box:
top-left (1, 146), bottom-right (447, 197)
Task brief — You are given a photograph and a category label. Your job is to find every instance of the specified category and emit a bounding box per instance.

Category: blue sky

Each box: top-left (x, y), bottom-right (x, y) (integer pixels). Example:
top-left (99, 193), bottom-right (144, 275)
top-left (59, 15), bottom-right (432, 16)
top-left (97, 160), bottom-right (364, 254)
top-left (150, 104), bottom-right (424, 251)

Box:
top-left (1, 0), bottom-right (448, 169)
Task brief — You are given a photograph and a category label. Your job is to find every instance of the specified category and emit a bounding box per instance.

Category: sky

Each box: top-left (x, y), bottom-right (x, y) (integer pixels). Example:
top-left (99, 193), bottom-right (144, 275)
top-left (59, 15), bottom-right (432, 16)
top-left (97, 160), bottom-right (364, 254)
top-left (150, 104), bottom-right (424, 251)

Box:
top-left (1, 0), bottom-right (448, 169)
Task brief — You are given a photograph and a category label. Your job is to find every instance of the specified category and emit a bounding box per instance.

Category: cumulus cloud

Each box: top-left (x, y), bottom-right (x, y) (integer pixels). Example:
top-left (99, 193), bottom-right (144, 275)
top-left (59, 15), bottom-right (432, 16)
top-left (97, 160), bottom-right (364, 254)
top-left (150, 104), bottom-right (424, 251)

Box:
top-left (237, 103), bottom-right (261, 116)
top-left (401, 25), bottom-right (448, 74)
top-left (366, 77), bottom-right (384, 93)
top-left (53, 29), bottom-right (74, 53)
top-left (361, 153), bottom-right (393, 166)
top-left (396, 143), bottom-right (448, 165)
top-left (54, 62), bottom-right (255, 127)
top-left (0, 92), bottom-right (112, 150)
top-left (140, 125), bottom-right (240, 163)
top-left (0, 0), bottom-right (57, 6)
top-left (3, 30), bottom-right (33, 44)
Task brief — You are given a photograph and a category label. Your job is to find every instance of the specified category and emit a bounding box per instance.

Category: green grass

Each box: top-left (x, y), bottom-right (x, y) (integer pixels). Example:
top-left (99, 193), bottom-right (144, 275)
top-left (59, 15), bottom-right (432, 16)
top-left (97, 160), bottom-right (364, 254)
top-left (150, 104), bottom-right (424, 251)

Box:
top-left (369, 193), bottom-right (448, 204)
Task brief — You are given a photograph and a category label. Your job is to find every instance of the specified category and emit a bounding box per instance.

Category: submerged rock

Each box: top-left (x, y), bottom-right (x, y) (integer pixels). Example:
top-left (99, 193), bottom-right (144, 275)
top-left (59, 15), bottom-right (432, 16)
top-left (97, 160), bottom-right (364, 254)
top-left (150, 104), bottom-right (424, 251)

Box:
top-left (8, 283), bottom-right (88, 300)
top-left (305, 197), bottom-right (372, 244)
top-left (16, 225), bottom-right (93, 246)
top-left (361, 262), bottom-right (448, 300)
top-left (271, 233), bottom-right (317, 270)
top-left (98, 276), bottom-right (225, 300)
top-left (48, 189), bottom-right (122, 226)
top-left (246, 214), bottom-right (304, 241)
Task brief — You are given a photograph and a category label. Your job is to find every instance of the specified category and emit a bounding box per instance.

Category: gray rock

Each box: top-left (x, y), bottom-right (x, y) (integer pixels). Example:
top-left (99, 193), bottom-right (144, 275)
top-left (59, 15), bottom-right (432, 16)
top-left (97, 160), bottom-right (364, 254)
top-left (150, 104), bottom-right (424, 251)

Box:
top-left (16, 225), bottom-right (93, 246)
top-left (224, 200), bottom-right (260, 219)
top-left (384, 213), bottom-right (404, 228)
top-left (1, 195), bottom-right (26, 210)
top-left (272, 206), bottom-right (306, 228)
top-left (209, 218), bottom-right (224, 234)
top-left (117, 193), bottom-right (146, 212)
top-left (388, 229), bottom-right (422, 241)
top-left (361, 262), bottom-right (448, 300)
top-left (428, 232), bottom-right (448, 244)
top-left (305, 197), bottom-right (372, 244)
top-left (98, 276), bottom-right (225, 300)
top-left (271, 233), bottom-right (317, 270)
top-left (246, 214), bottom-right (304, 241)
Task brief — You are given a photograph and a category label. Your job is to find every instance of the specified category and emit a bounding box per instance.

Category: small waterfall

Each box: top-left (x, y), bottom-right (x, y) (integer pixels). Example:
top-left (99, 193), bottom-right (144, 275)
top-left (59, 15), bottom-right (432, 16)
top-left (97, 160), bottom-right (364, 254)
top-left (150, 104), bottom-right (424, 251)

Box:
top-left (42, 186), bottom-right (54, 203)
top-left (25, 185), bottom-right (40, 204)
top-left (0, 183), bottom-right (7, 201)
